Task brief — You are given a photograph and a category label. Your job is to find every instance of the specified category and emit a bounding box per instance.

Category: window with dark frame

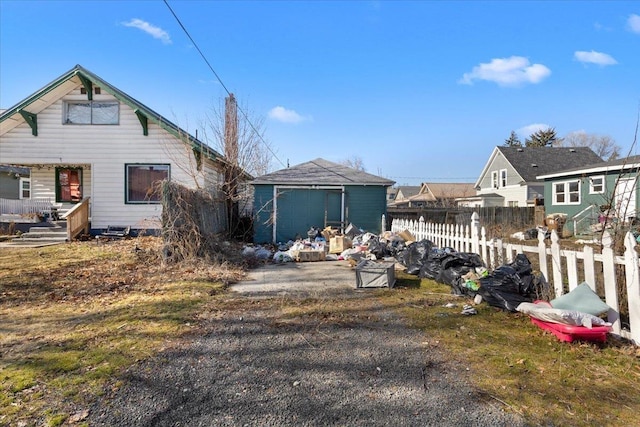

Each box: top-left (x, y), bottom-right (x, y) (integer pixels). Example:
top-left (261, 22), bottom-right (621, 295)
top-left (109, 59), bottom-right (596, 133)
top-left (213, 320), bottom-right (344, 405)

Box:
top-left (125, 164), bottom-right (170, 204)
top-left (56, 168), bottom-right (82, 203)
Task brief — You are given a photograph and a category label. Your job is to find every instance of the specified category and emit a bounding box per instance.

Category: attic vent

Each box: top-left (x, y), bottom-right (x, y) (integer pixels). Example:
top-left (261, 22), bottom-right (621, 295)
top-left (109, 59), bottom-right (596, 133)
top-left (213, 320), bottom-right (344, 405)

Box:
top-left (531, 163), bottom-right (538, 167)
top-left (569, 148), bottom-right (576, 153)
top-left (80, 87), bottom-right (86, 94)
top-left (517, 148), bottom-right (523, 152)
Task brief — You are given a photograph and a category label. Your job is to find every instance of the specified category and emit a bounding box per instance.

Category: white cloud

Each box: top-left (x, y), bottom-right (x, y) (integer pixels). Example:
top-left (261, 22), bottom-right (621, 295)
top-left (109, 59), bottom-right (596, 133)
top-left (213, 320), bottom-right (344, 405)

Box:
top-left (268, 106), bottom-right (309, 124)
top-left (518, 123), bottom-right (549, 138)
top-left (122, 19), bottom-right (172, 44)
top-left (574, 50), bottom-right (617, 66)
top-left (628, 14), bottom-right (640, 34)
top-left (459, 56), bottom-right (551, 87)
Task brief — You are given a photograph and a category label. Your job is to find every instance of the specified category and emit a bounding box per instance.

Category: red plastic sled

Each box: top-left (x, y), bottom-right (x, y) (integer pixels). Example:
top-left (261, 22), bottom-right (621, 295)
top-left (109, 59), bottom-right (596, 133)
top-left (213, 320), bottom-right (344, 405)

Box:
top-left (530, 317), bottom-right (611, 343)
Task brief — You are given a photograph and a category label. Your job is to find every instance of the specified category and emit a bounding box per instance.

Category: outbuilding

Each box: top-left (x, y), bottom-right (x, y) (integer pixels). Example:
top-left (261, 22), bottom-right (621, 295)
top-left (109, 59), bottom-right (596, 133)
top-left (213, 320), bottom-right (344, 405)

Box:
top-left (252, 158), bottom-right (395, 243)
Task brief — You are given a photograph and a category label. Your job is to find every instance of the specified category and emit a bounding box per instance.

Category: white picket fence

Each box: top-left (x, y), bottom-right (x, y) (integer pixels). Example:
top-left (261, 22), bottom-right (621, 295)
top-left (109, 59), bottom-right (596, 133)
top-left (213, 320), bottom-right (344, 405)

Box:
top-left (386, 213), bottom-right (640, 345)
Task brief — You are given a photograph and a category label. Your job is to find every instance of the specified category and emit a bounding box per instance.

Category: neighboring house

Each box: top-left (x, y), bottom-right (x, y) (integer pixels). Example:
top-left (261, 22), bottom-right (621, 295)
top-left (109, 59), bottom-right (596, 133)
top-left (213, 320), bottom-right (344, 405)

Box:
top-left (537, 155), bottom-right (640, 234)
top-left (409, 182), bottom-right (475, 208)
top-left (251, 158), bottom-right (395, 243)
top-left (469, 146), bottom-right (603, 207)
top-left (0, 165), bottom-right (30, 199)
top-left (0, 64), bottom-right (232, 234)
top-left (388, 185), bottom-right (420, 207)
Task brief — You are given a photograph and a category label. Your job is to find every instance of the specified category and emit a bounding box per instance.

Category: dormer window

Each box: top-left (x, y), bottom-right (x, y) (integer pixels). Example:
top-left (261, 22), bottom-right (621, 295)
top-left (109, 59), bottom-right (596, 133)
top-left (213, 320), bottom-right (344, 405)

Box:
top-left (63, 101), bottom-right (119, 125)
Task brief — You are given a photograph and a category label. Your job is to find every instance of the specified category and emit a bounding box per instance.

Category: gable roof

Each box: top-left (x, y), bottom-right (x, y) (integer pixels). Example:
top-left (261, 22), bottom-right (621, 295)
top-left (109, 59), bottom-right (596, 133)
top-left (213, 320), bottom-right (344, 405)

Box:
top-left (475, 146), bottom-right (603, 187)
top-left (537, 154), bottom-right (640, 180)
top-left (251, 158), bottom-right (395, 186)
top-left (0, 64), bottom-right (228, 167)
top-left (421, 182), bottom-right (475, 200)
top-left (395, 186), bottom-right (421, 199)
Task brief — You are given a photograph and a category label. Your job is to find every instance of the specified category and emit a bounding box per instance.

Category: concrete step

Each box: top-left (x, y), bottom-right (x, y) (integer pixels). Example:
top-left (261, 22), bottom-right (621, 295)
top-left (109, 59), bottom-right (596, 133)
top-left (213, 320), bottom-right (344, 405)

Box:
top-left (20, 231), bottom-right (67, 239)
top-left (18, 236), bottom-right (67, 242)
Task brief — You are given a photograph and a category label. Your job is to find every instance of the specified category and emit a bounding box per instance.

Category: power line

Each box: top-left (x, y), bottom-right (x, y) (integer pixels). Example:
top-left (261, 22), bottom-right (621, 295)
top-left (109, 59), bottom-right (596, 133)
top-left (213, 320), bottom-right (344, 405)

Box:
top-left (163, 0), bottom-right (287, 169)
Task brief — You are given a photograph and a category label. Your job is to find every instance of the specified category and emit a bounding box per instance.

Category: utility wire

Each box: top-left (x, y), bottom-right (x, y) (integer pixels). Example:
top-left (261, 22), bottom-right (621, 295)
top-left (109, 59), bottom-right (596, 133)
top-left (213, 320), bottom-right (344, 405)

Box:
top-left (163, 0), bottom-right (287, 169)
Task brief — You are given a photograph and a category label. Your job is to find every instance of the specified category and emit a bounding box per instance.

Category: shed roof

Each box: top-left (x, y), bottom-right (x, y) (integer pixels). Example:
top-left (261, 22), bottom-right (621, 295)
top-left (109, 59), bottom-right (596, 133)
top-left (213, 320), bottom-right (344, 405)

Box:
top-left (252, 158), bottom-right (395, 186)
top-left (537, 154), bottom-right (640, 179)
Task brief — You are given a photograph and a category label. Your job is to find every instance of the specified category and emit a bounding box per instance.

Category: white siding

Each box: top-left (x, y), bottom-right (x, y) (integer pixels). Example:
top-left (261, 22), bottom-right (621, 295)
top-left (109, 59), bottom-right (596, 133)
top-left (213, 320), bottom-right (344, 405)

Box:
top-left (0, 88), bottom-right (223, 230)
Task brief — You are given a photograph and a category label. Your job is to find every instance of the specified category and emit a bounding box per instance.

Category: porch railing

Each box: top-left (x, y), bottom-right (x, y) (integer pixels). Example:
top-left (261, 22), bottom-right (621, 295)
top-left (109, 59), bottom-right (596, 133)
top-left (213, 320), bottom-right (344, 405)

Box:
top-left (61, 197), bottom-right (90, 241)
top-left (0, 197), bottom-right (57, 216)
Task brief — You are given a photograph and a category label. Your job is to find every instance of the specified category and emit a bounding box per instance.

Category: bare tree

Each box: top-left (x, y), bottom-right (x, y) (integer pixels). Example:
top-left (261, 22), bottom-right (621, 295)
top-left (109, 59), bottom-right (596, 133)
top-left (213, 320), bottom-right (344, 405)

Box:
top-left (557, 131), bottom-right (621, 160)
top-left (340, 156), bottom-right (366, 171)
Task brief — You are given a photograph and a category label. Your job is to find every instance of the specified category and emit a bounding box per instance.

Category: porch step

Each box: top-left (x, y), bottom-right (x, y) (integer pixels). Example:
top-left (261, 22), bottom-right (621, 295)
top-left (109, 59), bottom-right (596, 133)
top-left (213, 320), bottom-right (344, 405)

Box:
top-left (17, 221), bottom-right (68, 242)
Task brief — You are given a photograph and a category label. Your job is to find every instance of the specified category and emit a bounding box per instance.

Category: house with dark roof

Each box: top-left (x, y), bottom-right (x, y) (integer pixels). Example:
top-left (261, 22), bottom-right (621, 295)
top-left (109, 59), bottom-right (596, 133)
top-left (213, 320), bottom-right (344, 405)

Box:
top-left (537, 155), bottom-right (640, 235)
top-left (251, 158), bottom-right (395, 243)
top-left (466, 146), bottom-right (604, 207)
top-left (0, 65), bottom-right (234, 236)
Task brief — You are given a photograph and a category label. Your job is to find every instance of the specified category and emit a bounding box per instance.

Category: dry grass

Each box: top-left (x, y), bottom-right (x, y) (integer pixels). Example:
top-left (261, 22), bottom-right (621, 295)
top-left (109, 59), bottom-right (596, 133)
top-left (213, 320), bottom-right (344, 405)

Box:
top-left (377, 271), bottom-right (640, 427)
top-left (1, 239), bottom-right (639, 427)
top-left (0, 237), bottom-right (244, 427)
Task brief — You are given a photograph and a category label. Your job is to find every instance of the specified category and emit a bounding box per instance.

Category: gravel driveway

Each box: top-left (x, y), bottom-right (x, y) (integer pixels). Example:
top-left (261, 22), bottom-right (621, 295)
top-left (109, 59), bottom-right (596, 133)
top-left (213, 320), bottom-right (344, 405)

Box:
top-left (87, 263), bottom-right (525, 426)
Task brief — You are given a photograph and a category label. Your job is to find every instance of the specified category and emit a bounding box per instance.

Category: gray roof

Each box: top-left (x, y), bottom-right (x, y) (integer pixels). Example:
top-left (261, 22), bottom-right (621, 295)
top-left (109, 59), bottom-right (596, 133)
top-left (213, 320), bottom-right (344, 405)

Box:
top-left (252, 158), bottom-right (395, 186)
top-left (396, 186), bottom-right (421, 198)
top-left (0, 165), bottom-right (29, 175)
top-left (537, 154), bottom-right (640, 179)
top-left (498, 146), bottom-right (603, 182)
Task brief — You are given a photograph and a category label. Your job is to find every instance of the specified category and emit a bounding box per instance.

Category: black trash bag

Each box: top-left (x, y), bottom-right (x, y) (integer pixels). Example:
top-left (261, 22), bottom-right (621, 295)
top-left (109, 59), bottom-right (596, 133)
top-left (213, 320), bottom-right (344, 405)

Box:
top-left (437, 252), bottom-right (484, 295)
top-left (477, 254), bottom-right (537, 311)
top-left (418, 247), bottom-right (450, 280)
top-left (367, 236), bottom-right (392, 259)
top-left (398, 239), bottom-right (433, 275)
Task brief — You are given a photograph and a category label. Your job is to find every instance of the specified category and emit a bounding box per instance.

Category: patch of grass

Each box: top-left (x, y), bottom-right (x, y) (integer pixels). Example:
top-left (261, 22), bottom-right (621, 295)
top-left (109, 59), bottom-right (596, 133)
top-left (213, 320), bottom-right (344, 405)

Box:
top-left (379, 270), bottom-right (640, 426)
top-left (0, 237), bottom-right (243, 426)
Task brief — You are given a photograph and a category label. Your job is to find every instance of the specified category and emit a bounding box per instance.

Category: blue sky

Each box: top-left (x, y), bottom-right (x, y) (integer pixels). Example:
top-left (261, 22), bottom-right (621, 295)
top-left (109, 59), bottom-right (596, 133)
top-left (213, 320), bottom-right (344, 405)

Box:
top-left (1, 1), bottom-right (639, 185)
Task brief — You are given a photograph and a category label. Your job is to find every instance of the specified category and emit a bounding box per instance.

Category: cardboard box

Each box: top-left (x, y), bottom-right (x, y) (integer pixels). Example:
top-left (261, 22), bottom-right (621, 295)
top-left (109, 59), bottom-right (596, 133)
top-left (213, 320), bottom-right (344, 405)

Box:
top-left (329, 236), bottom-right (352, 254)
top-left (296, 249), bottom-right (326, 262)
top-left (398, 229), bottom-right (416, 242)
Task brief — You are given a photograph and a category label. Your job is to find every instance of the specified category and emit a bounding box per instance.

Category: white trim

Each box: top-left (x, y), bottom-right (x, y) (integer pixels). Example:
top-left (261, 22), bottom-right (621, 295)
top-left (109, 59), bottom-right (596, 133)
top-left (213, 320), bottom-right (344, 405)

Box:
top-left (19, 177), bottom-right (31, 199)
top-left (589, 175), bottom-right (605, 194)
top-left (537, 162), bottom-right (640, 180)
top-left (552, 179), bottom-right (581, 205)
top-left (500, 169), bottom-right (507, 187)
top-left (491, 171), bottom-right (499, 189)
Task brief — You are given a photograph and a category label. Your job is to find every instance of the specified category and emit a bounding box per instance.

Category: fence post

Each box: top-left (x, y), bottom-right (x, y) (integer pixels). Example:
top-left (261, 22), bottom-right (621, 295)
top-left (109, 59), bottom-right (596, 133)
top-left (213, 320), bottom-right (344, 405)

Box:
top-left (471, 212), bottom-right (480, 255)
top-left (550, 230), bottom-right (563, 297)
top-left (537, 230), bottom-right (548, 284)
top-left (624, 231), bottom-right (640, 345)
top-left (601, 231), bottom-right (620, 335)
top-left (582, 245), bottom-right (596, 291)
top-left (381, 214), bottom-right (386, 233)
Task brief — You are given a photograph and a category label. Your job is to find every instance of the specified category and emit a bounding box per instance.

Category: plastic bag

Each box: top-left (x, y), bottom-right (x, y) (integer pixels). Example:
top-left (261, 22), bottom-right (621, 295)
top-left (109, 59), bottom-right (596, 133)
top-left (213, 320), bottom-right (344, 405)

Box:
top-left (399, 239), bottom-right (433, 275)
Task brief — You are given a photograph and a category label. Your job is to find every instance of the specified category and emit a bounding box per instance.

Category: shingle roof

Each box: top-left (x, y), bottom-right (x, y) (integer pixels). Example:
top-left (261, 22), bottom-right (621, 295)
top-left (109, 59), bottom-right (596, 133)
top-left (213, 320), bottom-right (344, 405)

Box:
top-left (396, 186), bottom-right (421, 198)
top-left (537, 154), bottom-right (640, 179)
top-left (251, 158), bottom-right (395, 186)
top-left (498, 147), bottom-right (603, 182)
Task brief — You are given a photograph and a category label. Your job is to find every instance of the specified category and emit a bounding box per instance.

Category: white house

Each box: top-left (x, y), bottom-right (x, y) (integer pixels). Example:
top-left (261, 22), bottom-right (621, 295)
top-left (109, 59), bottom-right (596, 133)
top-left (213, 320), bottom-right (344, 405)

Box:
top-left (0, 64), bottom-right (231, 234)
top-left (461, 146), bottom-right (603, 207)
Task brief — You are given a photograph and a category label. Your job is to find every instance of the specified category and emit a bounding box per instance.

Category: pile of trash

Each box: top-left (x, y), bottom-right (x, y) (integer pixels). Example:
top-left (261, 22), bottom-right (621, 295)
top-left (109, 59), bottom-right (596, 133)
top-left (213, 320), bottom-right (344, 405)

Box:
top-left (242, 224), bottom-right (546, 312)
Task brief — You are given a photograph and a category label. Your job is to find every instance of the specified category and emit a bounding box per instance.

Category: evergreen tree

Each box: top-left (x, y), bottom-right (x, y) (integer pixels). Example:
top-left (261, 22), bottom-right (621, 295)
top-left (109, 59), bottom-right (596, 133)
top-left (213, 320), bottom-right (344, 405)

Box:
top-left (504, 130), bottom-right (522, 147)
top-left (525, 127), bottom-right (559, 147)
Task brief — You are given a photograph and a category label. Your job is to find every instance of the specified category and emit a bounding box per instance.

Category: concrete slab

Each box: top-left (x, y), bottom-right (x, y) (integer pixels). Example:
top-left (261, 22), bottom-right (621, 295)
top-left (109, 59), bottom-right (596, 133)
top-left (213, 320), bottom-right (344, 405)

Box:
top-left (232, 260), bottom-right (360, 296)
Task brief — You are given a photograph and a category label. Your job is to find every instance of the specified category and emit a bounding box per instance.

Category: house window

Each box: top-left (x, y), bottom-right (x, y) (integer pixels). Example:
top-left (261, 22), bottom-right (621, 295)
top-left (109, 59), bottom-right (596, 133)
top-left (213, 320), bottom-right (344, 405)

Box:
top-left (19, 178), bottom-right (31, 199)
top-left (56, 168), bottom-right (83, 203)
top-left (553, 180), bottom-right (580, 205)
top-left (64, 101), bottom-right (119, 125)
top-left (491, 171), bottom-right (499, 189)
top-left (500, 169), bottom-right (507, 187)
top-left (589, 176), bottom-right (605, 194)
top-left (125, 164), bottom-right (170, 204)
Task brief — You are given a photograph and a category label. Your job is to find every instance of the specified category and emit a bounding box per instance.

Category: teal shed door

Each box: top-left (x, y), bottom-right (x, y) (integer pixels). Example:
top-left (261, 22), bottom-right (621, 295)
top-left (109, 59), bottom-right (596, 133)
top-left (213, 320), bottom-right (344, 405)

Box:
top-left (275, 188), bottom-right (342, 242)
